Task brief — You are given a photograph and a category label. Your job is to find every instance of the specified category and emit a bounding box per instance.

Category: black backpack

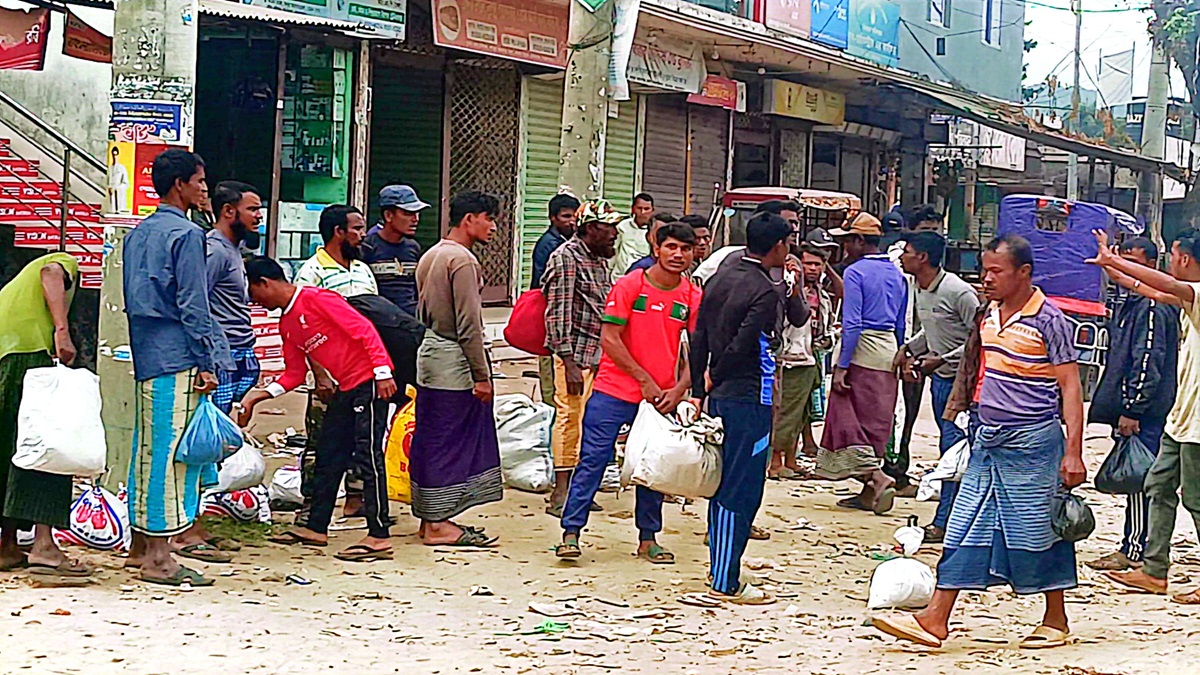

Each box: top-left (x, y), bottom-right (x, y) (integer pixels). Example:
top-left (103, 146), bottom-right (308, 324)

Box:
top-left (346, 294), bottom-right (424, 400)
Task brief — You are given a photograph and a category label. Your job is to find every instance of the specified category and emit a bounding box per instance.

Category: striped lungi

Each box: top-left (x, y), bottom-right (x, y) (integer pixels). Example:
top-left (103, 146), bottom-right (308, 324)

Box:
top-left (937, 418), bottom-right (1078, 595)
top-left (128, 370), bottom-right (203, 536)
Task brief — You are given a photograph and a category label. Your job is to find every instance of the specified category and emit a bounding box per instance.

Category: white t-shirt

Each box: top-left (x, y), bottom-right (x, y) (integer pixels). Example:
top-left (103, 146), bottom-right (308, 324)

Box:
top-left (1166, 282), bottom-right (1200, 443)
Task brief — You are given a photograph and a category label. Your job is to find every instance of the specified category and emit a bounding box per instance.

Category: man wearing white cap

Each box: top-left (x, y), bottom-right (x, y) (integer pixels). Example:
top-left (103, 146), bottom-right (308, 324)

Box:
top-left (363, 184), bottom-right (430, 317)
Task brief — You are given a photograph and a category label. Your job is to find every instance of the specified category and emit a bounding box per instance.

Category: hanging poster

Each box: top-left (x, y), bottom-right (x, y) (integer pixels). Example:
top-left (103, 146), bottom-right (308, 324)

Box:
top-left (110, 99), bottom-right (186, 144)
top-left (340, 0), bottom-right (407, 39)
top-left (431, 0), bottom-right (569, 69)
top-left (847, 0), bottom-right (900, 66)
top-left (63, 10), bottom-right (111, 63)
top-left (687, 75), bottom-right (746, 112)
top-left (810, 0), bottom-right (848, 50)
top-left (106, 142), bottom-right (135, 216)
top-left (764, 0), bottom-right (810, 39)
top-left (0, 7), bottom-right (49, 71)
top-left (626, 36), bottom-right (706, 94)
top-left (608, 0), bottom-right (641, 101)
top-left (132, 144), bottom-right (181, 216)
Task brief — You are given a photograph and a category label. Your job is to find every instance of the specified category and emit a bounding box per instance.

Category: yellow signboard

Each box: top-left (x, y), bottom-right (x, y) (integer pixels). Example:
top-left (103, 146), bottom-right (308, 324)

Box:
top-left (763, 79), bottom-right (845, 125)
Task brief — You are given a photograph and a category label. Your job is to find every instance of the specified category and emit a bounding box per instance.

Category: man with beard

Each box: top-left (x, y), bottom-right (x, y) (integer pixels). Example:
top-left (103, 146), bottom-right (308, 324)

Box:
top-left (168, 181), bottom-right (265, 564)
top-left (541, 200), bottom-right (621, 516)
top-left (294, 205), bottom-right (376, 525)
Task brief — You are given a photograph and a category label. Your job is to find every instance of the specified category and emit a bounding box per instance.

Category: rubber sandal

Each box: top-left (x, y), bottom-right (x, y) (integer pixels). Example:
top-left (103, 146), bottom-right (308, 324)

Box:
top-left (206, 536), bottom-right (242, 552)
top-left (707, 583), bottom-right (776, 606)
top-left (1019, 625), bottom-right (1071, 649)
top-left (545, 503), bottom-right (564, 518)
top-left (836, 496), bottom-right (873, 512)
top-left (176, 543), bottom-right (234, 564)
top-left (1171, 589), bottom-right (1200, 605)
top-left (427, 528), bottom-right (499, 548)
top-left (268, 531), bottom-right (328, 547)
top-left (0, 554), bottom-right (28, 572)
top-left (1086, 552), bottom-right (1138, 571)
top-left (589, 501), bottom-right (603, 512)
top-left (749, 525), bottom-right (771, 541)
top-left (556, 535), bottom-right (581, 559)
top-left (28, 560), bottom-right (93, 578)
top-left (334, 544), bottom-right (394, 562)
top-left (638, 543), bottom-right (675, 565)
top-left (1105, 571), bottom-right (1168, 595)
top-left (873, 487), bottom-right (897, 515)
top-left (871, 613), bottom-right (943, 648)
top-left (141, 566), bottom-right (214, 587)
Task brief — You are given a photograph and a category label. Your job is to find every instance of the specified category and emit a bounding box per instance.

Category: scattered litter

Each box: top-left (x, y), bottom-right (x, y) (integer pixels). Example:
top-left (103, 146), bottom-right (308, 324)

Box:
top-left (285, 575), bottom-right (313, 586)
top-left (50, 609), bottom-right (71, 616)
top-left (788, 517), bottom-right (820, 532)
top-left (470, 585), bottom-right (494, 596)
top-left (528, 601), bottom-right (581, 617)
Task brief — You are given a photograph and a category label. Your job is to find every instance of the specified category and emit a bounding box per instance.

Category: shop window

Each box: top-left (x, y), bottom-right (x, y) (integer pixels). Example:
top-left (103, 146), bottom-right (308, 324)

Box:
top-left (928, 0), bottom-right (950, 28)
top-left (981, 0), bottom-right (1001, 47)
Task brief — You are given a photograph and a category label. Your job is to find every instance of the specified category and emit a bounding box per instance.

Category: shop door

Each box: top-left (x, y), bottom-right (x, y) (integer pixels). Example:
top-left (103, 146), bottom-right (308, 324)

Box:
top-left (368, 66), bottom-right (445, 252)
top-left (517, 76), bottom-right (564, 291)
top-left (604, 96), bottom-right (640, 212)
top-left (641, 95), bottom-right (688, 215)
top-left (448, 61), bottom-right (520, 303)
top-left (687, 105), bottom-right (728, 216)
top-left (778, 127), bottom-right (810, 188)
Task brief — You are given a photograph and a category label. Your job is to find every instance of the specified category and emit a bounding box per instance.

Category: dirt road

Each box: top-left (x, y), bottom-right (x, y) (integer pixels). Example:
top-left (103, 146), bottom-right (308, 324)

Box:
top-left (0, 374), bottom-right (1196, 674)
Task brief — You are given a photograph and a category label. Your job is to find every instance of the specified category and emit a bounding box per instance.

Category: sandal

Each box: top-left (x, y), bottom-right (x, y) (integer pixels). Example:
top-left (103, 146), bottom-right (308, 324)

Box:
top-left (206, 536), bottom-right (242, 552)
top-left (28, 560), bottom-right (93, 578)
top-left (556, 534), bottom-right (582, 559)
top-left (836, 496), bottom-right (873, 512)
top-left (1019, 625), bottom-right (1071, 650)
top-left (873, 487), bottom-right (897, 515)
top-left (871, 613), bottom-right (943, 648)
top-left (141, 565), bottom-right (214, 587)
top-left (334, 544), bottom-right (394, 562)
top-left (749, 525), bottom-right (771, 541)
top-left (0, 554), bottom-right (28, 572)
top-left (1171, 589), bottom-right (1200, 605)
top-left (707, 583), bottom-right (776, 605)
top-left (268, 531), bottom-right (328, 547)
top-left (426, 528), bottom-right (499, 548)
top-left (177, 543), bottom-right (234, 564)
top-left (638, 543), bottom-right (675, 565)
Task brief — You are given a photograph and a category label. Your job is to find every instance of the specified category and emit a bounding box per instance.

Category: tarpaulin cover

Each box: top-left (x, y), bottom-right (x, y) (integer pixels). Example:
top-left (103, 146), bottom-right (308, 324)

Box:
top-left (997, 195), bottom-right (1138, 304)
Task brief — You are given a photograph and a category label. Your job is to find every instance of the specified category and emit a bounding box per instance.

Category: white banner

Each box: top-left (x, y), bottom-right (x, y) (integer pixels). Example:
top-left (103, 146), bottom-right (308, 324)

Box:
top-left (608, 0), bottom-right (641, 101)
top-left (1098, 49), bottom-right (1134, 109)
top-left (625, 35), bottom-right (706, 95)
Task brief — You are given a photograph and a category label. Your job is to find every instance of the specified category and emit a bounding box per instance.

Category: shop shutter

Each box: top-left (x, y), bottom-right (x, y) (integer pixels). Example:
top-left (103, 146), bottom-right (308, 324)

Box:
top-left (778, 127), bottom-right (810, 188)
top-left (641, 95), bottom-right (688, 215)
top-left (603, 96), bottom-right (639, 212)
top-left (368, 67), bottom-right (445, 252)
top-left (687, 104), bottom-right (728, 216)
top-left (516, 76), bottom-right (565, 292)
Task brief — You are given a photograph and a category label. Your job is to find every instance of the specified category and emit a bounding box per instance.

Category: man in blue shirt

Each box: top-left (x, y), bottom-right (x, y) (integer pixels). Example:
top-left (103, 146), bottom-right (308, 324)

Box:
top-left (532, 194), bottom-right (580, 405)
top-left (362, 184), bottom-right (429, 317)
top-left (815, 213), bottom-right (908, 515)
top-left (123, 149), bottom-right (230, 588)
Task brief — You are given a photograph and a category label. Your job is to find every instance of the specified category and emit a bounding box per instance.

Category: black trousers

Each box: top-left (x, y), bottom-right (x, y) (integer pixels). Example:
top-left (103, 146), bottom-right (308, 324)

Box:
top-left (307, 380), bottom-right (391, 539)
top-left (883, 377), bottom-right (924, 488)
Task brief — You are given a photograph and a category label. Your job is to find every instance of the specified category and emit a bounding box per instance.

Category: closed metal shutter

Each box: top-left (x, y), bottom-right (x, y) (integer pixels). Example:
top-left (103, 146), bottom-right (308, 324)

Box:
top-left (687, 104), bottom-right (728, 216)
top-left (603, 96), bottom-right (639, 212)
top-left (368, 66), bottom-right (444, 251)
top-left (778, 127), bottom-right (810, 188)
top-left (641, 95), bottom-right (688, 215)
top-left (516, 76), bottom-right (564, 292)
top-left (448, 60), bottom-right (520, 302)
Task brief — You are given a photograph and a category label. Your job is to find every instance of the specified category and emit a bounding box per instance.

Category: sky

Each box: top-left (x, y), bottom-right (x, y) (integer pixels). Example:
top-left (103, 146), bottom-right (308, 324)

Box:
top-left (1021, 0), bottom-right (1190, 101)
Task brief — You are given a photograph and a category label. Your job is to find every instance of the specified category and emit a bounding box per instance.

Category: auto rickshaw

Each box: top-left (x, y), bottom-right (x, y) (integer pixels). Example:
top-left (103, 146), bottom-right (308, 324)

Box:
top-left (710, 186), bottom-right (862, 247)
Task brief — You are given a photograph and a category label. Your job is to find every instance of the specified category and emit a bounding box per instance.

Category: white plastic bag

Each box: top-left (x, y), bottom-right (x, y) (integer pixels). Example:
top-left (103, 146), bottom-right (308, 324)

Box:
top-left (493, 394), bottom-right (555, 493)
top-left (13, 364), bottom-right (106, 476)
top-left (269, 466), bottom-right (303, 506)
top-left (621, 401), bottom-right (723, 500)
top-left (893, 518), bottom-right (926, 556)
top-left (867, 558), bottom-right (936, 610)
top-left (916, 472), bottom-right (942, 502)
top-left (53, 485), bottom-right (131, 552)
top-left (203, 485), bottom-right (271, 523)
top-left (927, 437), bottom-right (970, 483)
top-left (212, 443), bottom-right (266, 494)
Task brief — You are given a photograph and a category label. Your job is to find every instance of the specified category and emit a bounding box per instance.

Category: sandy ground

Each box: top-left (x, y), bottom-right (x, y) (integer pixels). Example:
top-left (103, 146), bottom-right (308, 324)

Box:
top-left (1, 361), bottom-right (1198, 674)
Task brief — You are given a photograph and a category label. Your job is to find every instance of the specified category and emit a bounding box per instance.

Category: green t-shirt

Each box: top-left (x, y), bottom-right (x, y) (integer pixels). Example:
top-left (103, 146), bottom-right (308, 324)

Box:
top-left (0, 252), bottom-right (78, 362)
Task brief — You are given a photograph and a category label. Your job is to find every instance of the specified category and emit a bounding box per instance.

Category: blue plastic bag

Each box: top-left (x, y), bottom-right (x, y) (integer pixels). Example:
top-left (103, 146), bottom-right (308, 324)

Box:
top-left (176, 396), bottom-right (244, 466)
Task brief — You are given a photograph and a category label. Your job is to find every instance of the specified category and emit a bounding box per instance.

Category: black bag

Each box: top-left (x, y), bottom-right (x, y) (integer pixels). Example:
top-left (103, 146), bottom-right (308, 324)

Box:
top-left (1095, 434), bottom-right (1156, 495)
top-left (346, 294), bottom-right (424, 400)
top-left (1050, 490), bottom-right (1096, 543)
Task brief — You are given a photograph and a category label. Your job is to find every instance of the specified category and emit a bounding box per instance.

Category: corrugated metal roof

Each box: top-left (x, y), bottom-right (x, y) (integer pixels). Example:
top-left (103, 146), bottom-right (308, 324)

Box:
top-left (197, 0), bottom-right (360, 31)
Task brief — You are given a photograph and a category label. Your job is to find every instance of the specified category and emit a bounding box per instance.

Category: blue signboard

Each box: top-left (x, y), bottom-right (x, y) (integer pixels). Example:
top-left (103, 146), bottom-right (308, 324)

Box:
top-left (811, 0), bottom-right (849, 50)
top-left (847, 0), bottom-right (900, 67)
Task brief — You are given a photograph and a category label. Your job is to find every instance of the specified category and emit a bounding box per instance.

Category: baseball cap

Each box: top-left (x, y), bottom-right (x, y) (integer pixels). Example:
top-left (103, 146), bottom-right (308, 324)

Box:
top-left (576, 198), bottom-right (625, 225)
top-left (805, 228), bottom-right (839, 249)
top-left (379, 185), bottom-right (430, 212)
top-left (828, 212), bottom-right (883, 237)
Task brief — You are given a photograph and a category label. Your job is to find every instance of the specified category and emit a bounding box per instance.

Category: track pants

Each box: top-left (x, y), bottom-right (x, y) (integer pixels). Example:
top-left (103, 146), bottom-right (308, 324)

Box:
top-left (1123, 417), bottom-right (1165, 563)
top-left (708, 397), bottom-right (773, 596)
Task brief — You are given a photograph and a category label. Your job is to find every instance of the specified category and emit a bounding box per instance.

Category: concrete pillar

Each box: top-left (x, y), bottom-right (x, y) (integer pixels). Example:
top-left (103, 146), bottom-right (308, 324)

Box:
top-left (898, 138), bottom-right (927, 208)
top-left (557, 0), bottom-right (612, 199)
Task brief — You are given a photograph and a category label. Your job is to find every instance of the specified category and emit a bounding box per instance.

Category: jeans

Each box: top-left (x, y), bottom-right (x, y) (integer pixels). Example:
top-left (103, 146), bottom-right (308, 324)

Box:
top-left (306, 380), bottom-right (391, 539)
top-left (561, 392), bottom-right (663, 541)
top-left (930, 374), bottom-right (969, 530)
top-left (1142, 432), bottom-right (1200, 580)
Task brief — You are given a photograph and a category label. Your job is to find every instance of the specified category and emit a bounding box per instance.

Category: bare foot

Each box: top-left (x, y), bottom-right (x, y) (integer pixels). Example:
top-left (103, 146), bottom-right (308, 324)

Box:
top-left (343, 495), bottom-right (365, 518)
top-left (1107, 569), bottom-right (1168, 595)
top-left (913, 611), bottom-right (951, 641)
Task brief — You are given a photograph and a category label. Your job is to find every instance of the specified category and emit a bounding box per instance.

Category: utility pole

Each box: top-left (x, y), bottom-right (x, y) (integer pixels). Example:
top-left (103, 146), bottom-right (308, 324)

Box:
top-left (1139, 40), bottom-right (1170, 248)
top-left (1066, 0), bottom-right (1082, 200)
top-left (557, 0), bottom-right (614, 200)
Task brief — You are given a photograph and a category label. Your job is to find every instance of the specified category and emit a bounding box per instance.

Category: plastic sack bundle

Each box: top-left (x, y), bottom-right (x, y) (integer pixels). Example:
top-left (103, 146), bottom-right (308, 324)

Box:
top-left (269, 466), bottom-right (303, 507)
top-left (494, 393), bottom-right (555, 493)
top-left (386, 389), bottom-right (417, 503)
top-left (621, 401), bottom-right (723, 500)
top-left (176, 396), bottom-right (243, 466)
top-left (53, 485), bottom-right (131, 552)
top-left (13, 364), bottom-right (106, 477)
top-left (867, 558), bottom-right (936, 610)
top-left (1051, 489), bottom-right (1096, 543)
top-left (1095, 434), bottom-right (1156, 495)
top-left (211, 443), bottom-right (266, 494)
top-left (202, 485), bottom-right (271, 523)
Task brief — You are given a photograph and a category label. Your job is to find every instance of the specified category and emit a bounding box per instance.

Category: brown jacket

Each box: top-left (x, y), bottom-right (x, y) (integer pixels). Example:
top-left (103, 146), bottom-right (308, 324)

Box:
top-left (944, 301), bottom-right (988, 421)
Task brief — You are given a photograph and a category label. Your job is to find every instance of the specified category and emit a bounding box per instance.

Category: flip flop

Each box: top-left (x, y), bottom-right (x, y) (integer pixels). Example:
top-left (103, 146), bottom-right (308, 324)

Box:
top-left (141, 566), bottom-right (214, 587)
top-left (556, 535), bottom-right (582, 559)
top-left (268, 531), bottom-right (328, 547)
top-left (0, 554), bottom-right (28, 572)
top-left (873, 487), bottom-right (897, 515)
top-left (427, 528), bottom-right (499, 548)
top-left (1019, 625), bottom-right (1071, 649)
top-left (707, 583), bottom-right (776, 606)
top-left (1105, 571), bottom-right (1167, 595)
top-left (28, 560), bottom-right (93, 578)
top-left (177, 543), bottom-right (234, 564)
top-left (334, 544), bottom-right (394, 562)
top-left (1171, 589), bottom-right (1200, 605)
top-left (206, 536), bottom-right (243, 552)
top-left (836, 496), bottom-right (873, 512)
top-left (749, 525), bottom-right (771, 541)
top-left (871, 613), bottom-right (943, 648)
top-left (637, 543), bottom-right (675, 565)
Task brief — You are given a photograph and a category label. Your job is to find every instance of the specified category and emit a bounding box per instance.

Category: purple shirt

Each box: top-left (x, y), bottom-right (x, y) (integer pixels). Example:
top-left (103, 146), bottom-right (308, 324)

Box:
top-left (837, 254), bottom-right (908, 369)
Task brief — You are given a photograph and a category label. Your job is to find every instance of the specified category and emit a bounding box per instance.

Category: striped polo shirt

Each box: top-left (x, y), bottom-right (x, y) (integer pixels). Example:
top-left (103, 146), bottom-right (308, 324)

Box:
top-left (977, 288), bottom-right (1076, 427)
top-left (294, 247), bottom-right (377, 298)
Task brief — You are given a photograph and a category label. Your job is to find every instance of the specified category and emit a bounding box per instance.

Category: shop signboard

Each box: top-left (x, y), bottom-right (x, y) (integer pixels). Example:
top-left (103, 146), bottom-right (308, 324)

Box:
top-left (431, 0), bottom-right (569, 69)
top-left (626, 35), bottom-right (706, 94)
top-left (810, 0), bottom-right (848, 49)
top-left (847, 0), bottom-right (899, 67)
top-left (0, 7), bottom-right (48, 71)
top-left (341, 0), bottom-right (407, 39)
top-left (687, 75), bottom-right (746, 112)
top-left (763, 0), bottom-right (810, 39)
top-left (763, 79), bottom-right (845, 125)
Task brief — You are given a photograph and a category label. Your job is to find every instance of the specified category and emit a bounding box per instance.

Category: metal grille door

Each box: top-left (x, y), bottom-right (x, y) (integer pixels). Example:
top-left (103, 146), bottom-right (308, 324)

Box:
top-left (448, 60), bottom-right (520, 302)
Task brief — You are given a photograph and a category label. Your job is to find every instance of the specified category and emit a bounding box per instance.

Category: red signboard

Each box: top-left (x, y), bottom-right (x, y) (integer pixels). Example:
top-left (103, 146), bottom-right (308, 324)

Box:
top-left (132, 144), bottom-right (177, 215)
top-left (762, 0), bottom-right (810, 39)
top-left (12, 224), bottom-right (104, 248)
top-left (63, 10), bottom-right (111, 64)
top-left (687, 75), bottom-right (746, 112)
top-left (0, 203), bottom-right (101, 223)
top-left (431, 0), bottom-right (569, 69)
top-left (0, 8), bottom-right (49, 71)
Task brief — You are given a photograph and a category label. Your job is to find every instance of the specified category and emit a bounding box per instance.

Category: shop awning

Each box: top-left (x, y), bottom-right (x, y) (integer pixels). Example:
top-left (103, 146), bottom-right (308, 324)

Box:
top-left (197, 0), bottom-right (361, 31)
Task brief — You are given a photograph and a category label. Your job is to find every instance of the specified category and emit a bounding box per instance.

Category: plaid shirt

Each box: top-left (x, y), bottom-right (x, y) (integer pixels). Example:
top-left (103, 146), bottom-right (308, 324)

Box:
top-left (542, 237), bottom-right (611, 369)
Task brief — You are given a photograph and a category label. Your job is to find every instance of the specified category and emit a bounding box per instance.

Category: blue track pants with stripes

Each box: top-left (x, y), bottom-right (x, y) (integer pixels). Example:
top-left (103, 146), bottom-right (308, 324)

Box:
top-left (708, 397), bottom-right (773, 595)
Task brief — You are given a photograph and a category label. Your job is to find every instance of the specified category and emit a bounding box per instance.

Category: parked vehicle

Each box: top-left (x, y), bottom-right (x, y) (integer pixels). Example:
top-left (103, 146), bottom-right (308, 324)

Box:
top-left (710, 186), bottom-right (862, 247)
